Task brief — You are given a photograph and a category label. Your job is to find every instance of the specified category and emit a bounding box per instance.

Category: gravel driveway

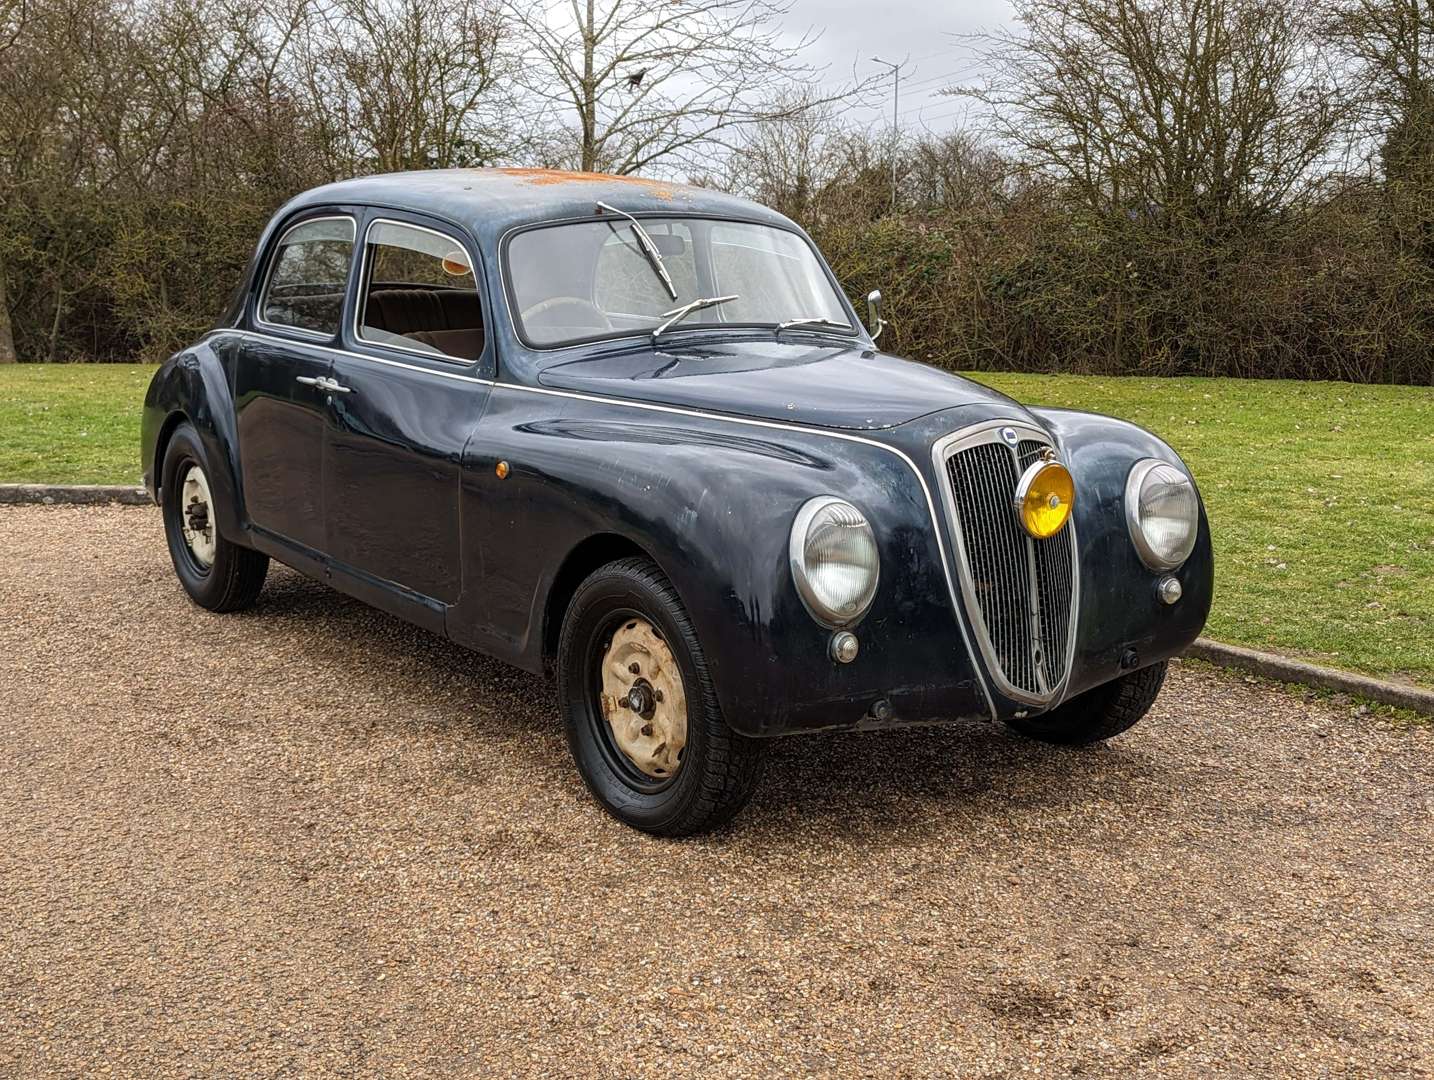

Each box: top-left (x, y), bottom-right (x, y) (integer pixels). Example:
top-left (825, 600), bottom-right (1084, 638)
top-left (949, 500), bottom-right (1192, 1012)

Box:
top-left (2, 505), bottom-right (1432, 1078)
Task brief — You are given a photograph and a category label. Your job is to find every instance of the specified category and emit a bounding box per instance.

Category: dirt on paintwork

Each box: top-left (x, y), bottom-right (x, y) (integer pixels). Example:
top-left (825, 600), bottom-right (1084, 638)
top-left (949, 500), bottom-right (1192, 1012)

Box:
top-left (2, 504), bottom-right (1432, 1078)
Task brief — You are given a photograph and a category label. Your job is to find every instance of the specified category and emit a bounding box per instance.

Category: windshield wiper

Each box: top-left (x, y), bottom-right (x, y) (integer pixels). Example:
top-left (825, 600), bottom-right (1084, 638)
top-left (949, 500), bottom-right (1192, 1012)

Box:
top-left (595, 201), bottom-right (677, 301)
top-left (652, 295), bottom-right (740, 341)
top-left (776, 316), bottom-right (851, 334)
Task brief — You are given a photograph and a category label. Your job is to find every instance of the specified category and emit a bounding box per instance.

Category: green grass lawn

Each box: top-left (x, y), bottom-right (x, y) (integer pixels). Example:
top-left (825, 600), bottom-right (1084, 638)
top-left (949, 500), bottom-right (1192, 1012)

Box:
top-left (0, 364), bottom-right (154, 485)
top-left (2, 363), bottom-right (1432, 687)
top-left (973, 373), bottom-right (1434, 689)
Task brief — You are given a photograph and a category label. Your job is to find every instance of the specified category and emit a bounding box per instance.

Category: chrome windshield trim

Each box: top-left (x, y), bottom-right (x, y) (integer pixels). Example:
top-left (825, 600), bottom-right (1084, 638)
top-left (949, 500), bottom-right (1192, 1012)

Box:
top-left (496, 213), bottom-right (866, 354)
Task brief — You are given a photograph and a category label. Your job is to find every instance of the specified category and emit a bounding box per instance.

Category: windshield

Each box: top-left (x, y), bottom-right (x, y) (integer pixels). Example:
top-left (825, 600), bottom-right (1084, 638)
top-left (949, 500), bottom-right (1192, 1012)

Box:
top-left (506, 217), bottom-right (852, 347)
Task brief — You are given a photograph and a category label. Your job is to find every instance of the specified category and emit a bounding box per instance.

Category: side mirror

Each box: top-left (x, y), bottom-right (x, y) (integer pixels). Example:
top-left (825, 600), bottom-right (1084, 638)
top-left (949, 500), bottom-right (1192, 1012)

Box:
top-left (866, 289), bottom-right (887, 342)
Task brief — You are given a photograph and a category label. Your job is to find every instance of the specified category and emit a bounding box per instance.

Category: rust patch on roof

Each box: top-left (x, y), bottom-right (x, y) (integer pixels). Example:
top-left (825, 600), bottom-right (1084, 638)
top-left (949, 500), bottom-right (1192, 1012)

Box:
top-left (495, 167), bottom-right (678, 199)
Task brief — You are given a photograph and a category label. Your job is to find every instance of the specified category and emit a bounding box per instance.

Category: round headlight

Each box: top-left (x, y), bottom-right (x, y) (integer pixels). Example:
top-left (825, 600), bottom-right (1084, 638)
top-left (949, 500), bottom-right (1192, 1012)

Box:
top-left (1125, 459), bottom-right (1199, 570)
top-left (789, 496), bottom-right (879, 627)
top-left (1014, 459), bottom-right (1074, 539)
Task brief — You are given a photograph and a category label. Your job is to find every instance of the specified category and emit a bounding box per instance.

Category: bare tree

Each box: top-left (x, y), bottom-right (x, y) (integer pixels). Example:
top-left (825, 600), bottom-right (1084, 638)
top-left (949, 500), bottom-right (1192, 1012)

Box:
top-left (0, 0), bottom-right (22, 51)
top-left (719, 93), bottom-right (841, 220)
top-left (1325, 0), bottom-right (1434, 255)
top-left (963, 0), bottom-right (1348, 226)
top-left (301, 0), bottom-right (519, 172)
top-left (505, 0), bottom-right (869, 175)
top-left (1326, 0), bottom-right (1434, 134)
top-left (0, 0), bottom-right (132, 361)
top-left (105, 0), bottom-right (330, 350)
top-left (0, 0), bottom-right (33, 361)
top-left (906, 131), bottom-right (1012, 216)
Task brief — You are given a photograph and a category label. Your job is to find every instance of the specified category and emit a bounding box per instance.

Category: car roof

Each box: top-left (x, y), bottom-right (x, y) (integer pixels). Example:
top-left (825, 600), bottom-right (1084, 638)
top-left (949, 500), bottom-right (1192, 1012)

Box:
top-left (282, 168), bottom-right (794, 241)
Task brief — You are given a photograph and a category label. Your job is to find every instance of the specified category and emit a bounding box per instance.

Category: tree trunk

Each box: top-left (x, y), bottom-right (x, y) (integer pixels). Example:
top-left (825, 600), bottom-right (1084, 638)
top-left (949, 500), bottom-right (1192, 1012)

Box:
top-left (580, 0), bottom-right (597, 172)
top-left (47, 285), bottom-right (64, 363)
top-left (0, 257), bottom-right (15, 363)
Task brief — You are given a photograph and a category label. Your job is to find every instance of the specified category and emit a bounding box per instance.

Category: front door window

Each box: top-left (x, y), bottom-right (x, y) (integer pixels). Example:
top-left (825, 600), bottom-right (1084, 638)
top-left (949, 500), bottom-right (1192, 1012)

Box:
top-left (356, 220), bottom-right (485, 362)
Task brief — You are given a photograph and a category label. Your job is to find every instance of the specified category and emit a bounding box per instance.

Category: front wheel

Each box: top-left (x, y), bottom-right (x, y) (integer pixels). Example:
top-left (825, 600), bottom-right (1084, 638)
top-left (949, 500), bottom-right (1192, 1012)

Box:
top-left (161, 422), bottom-right (269, 612)
top-left (1006, 661), bottom-right (1167, 746)
top-left (557, 557), bottom-right (765, 836)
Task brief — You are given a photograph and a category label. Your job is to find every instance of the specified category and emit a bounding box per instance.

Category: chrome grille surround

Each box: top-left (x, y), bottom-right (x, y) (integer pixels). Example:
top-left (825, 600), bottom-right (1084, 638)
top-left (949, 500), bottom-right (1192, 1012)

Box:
top-left (931, 421), bottom-right (1080, 706)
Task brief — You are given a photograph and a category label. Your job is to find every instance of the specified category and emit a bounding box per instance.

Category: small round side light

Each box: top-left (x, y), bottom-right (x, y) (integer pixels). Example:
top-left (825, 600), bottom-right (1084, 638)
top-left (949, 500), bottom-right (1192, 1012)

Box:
top-left (830, 631), bottom-right (860, 664)
top-left (1157, 575), bottom-right (1183, 605)
top-left (495, 460), bottom-right (510, 479)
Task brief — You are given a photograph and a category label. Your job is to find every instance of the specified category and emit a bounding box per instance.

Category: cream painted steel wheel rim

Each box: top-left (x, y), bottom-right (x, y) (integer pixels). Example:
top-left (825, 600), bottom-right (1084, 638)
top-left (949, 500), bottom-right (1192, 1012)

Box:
top-left (179, 464), bottom-right (217, 568)
top-left (599, 618), bottom-right (688, 779)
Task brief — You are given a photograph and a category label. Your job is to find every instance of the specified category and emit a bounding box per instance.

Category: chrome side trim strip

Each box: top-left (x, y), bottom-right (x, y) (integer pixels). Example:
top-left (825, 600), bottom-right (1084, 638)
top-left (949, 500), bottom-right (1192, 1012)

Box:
top-left (224, 329), bottom-right (481, 383)
top-left (209, 326), bottom-right (999, 719)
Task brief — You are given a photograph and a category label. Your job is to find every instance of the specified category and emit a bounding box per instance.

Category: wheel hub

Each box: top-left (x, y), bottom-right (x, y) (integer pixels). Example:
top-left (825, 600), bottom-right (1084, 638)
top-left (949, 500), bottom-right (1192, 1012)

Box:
top-left (599, 618), bottom-right (687, 779)
top-left (625, 679), bottom-right (656, 718)
top-left (179, 464), bottom-right (217, 568)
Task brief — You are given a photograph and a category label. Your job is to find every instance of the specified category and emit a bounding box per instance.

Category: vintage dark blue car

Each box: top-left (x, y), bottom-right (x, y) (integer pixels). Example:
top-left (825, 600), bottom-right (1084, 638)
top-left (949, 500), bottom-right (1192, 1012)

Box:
top-left (142, 168), bottom-right (1213, 834)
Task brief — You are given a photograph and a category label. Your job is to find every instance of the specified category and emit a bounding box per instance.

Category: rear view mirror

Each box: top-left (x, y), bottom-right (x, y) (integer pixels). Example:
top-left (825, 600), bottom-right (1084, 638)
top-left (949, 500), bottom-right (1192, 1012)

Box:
top-left (866, 289), bottom-right (887, 341)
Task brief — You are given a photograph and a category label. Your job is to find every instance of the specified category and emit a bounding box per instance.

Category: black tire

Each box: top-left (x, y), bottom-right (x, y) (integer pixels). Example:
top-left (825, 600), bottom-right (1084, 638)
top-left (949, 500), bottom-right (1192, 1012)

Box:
top-left (160, 422), bottom-right (269, 613)
top-left (1006, 661), bottom-right (1167, 746)
top-left (557, 557), bottom-right (765, 836)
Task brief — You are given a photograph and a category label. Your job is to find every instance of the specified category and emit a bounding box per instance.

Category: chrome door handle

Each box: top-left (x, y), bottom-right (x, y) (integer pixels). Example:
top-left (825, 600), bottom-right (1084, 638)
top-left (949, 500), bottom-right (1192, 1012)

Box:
top-left (297, 375), bottom-right (353, 394)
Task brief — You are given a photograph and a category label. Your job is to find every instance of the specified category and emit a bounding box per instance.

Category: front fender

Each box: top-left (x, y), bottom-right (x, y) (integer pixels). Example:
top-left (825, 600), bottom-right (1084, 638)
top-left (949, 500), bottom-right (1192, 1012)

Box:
top-left (461, 388), bottom-right (990, 736)
top-left (1032, 406), bottom-right (1214, 701)
top-left (140, 342), bottom-right (245, 542)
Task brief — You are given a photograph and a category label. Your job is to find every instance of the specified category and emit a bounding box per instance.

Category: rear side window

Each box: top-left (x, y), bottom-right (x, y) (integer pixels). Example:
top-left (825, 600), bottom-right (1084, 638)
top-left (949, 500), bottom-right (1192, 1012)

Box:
top-left (259, 217), bottom-right (355, 335)
top-left (357, 220), bottom-right (484, 362)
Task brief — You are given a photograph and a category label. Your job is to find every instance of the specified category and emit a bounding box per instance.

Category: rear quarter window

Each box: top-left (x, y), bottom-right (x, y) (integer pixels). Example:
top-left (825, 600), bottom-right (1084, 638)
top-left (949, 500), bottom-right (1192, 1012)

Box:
top-left (259, 217), bottom-right (356, 335)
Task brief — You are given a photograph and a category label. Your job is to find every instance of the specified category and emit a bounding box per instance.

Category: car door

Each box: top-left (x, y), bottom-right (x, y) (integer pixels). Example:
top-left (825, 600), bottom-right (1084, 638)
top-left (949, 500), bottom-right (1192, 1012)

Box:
top-left (233, 212), bottom-right (356, 556)
top-left (323, 212), bottom-right (492, 630)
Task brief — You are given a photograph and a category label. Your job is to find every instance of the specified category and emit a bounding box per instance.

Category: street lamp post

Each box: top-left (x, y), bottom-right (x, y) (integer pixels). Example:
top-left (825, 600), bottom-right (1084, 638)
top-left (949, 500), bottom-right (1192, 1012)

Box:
top-left (872, 55), bottom-right (903, 214)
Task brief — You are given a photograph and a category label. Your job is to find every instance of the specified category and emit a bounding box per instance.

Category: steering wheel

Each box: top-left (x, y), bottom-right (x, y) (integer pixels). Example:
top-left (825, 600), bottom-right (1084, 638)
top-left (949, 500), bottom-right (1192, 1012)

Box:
top-left (520, 296), bottom-right (613, 335)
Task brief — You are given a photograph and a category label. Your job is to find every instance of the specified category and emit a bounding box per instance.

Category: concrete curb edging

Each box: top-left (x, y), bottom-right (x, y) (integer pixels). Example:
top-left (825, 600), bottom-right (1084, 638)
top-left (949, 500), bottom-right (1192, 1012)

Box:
top-left (0, 483), bottom-right (152, 506)
top-left (1184, 637), bottom-right (1434, 717)
top-left (3, 486), bottom-right (1430, 715)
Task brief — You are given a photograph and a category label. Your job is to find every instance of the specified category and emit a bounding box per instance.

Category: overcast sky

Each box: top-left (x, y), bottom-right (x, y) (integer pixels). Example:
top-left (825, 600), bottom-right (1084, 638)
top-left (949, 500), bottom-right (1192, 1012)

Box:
top-left (782, 0), bottom-right (1017, 131)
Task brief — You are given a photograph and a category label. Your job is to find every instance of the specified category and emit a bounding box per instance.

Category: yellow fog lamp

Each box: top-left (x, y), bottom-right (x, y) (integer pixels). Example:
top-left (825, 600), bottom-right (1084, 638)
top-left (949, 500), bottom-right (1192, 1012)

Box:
top-left (1013, 458), bottom-right (1074, 539)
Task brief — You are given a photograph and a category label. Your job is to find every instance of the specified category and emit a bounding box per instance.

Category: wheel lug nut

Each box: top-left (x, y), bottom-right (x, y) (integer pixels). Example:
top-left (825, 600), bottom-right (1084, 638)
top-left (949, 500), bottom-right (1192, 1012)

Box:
top-left (641, 724), bottom-right (653, 736)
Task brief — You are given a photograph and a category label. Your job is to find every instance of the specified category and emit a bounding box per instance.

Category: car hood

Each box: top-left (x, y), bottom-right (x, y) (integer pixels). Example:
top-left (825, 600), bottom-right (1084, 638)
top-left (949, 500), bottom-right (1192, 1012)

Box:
top-left (535, 337), bottom-right (1022, 430)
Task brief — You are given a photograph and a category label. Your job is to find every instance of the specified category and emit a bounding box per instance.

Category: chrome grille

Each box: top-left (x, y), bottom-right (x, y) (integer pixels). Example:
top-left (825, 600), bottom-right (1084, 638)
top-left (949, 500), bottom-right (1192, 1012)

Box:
top-left (939, 428), bottom-right (1077, 702)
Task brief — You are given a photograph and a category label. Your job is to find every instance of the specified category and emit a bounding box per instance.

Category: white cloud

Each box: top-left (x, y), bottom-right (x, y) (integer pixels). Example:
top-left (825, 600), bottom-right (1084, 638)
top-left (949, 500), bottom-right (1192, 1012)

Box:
top-left (783, 0), bottom-right (1016, 130)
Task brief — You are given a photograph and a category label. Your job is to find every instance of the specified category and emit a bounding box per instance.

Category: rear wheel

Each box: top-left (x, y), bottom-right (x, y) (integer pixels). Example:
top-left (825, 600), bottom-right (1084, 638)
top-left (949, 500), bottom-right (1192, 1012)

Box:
top-left (161, 422), bottom-right (268, 612)
top-left (1006, 661), bottom-right (1167, 746)
top-left (557, 557), bottom-right (765, 836)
